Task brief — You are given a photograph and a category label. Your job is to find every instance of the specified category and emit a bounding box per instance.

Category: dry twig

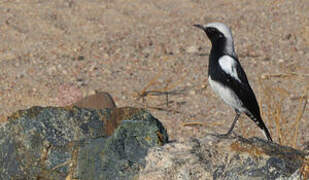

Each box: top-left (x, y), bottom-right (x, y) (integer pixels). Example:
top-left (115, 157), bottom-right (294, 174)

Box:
top-left (292, 86), bottom-right (308, 148)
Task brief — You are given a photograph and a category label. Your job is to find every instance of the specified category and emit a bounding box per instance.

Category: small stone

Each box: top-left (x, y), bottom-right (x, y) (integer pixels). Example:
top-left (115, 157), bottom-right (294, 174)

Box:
top-left (103, 53), bottom-right (109, 59)
top-left (189, 90), bottom-right (196, 95)
top-left (77, 56), bottom-right (85, 61)
top-left (186, 46), bottom-right (199, 54)
top-left (261, 74), bottom-right (267, 79)
top-left (278, 59), bottom-right (285, 63)
top-left (201, 84), bottom-right (207, 89)
top-left (47, 66), bottom-right (56, 75)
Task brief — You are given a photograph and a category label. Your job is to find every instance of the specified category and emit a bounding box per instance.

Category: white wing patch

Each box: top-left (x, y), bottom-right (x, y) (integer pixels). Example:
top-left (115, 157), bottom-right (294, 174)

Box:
top-left (218, 55), bottom-right (241, 83)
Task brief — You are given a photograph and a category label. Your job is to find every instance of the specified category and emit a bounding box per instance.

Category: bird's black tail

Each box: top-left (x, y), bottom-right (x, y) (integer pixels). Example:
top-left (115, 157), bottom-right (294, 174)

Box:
top-left (246, 113), bottom-right (273, 142)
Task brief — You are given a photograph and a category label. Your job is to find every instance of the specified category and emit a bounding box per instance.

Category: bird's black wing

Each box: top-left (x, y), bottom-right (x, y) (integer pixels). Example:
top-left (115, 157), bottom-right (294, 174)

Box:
top-left (211, 55), bottom-right (272, 141)
top-left (220, 55), bottom-right (261, 118)
top-left (222, 55), bottom-right (272, 141)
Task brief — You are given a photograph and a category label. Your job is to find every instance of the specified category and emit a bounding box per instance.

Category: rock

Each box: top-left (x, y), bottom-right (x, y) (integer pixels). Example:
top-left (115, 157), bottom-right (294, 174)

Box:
top-left (3, 106), bottom-right (307, 180)
top-left (103, 107), bottom-right (152, 136)
top-left (78, 107), bottom-right (168, 179)
top-left (138, 135), bottom-right (309, 180)
top-left (74, 91), bottom-right (116, 109)
top-left (0, 106), bottom-right (168, 179)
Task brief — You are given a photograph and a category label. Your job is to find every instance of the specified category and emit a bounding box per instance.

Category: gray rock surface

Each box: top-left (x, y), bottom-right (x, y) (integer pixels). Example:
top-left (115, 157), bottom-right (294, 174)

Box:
top-left (138, 135), bottom-right (309, 180)
top-left (0, 106), bottom-right (168, 179)
top-left (1, 105), bottom-right (308, 180)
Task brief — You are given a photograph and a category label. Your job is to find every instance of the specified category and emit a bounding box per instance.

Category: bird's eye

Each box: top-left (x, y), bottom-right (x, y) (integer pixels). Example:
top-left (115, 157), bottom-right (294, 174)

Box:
top-left (210, 28), bottom-right (216, 33)
top-left (206, 28), bottom-right (215, 33)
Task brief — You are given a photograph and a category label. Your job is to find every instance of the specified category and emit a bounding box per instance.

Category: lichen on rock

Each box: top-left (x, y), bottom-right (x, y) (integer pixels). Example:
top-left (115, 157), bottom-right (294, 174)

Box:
top-left (0, 106), bottom-right (168, 179)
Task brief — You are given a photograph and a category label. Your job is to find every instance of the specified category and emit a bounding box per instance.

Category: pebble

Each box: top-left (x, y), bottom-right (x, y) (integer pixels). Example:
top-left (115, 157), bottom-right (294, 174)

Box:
top-left (278, 59), bottom-right (285, 63)
top-left (189, 90), bottom-right (196, 95)
top-left (186, 46), bottom-right (199, 54)
top-left (47, 66), bottom-right (56, 75)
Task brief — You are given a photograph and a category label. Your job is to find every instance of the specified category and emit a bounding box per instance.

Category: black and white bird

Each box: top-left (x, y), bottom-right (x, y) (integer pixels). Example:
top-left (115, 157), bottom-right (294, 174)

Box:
top-left (194, 22), bottom-right (272, 141)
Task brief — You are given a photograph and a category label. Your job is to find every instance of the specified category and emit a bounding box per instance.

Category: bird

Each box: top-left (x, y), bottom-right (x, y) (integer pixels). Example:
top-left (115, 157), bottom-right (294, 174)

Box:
top-left (194, 22), bottom-right (272, 141)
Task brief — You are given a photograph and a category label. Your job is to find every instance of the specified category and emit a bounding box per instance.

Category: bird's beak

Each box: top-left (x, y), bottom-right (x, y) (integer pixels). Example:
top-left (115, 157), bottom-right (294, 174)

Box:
top-left (193, 24), bottom-right (204, 30)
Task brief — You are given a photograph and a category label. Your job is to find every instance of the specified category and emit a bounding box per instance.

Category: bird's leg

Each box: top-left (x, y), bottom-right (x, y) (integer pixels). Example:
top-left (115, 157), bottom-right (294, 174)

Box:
top-left (206, 111), bottom-right (241, 139)
top-left (220, 111), bottom-right (241, 136)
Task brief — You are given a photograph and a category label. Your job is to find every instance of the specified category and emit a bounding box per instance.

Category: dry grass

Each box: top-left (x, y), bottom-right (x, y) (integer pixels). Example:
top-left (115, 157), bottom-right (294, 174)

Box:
top-left (135, 73), bottom-right (187, 105)
top-left (0, 115), bottom-right (7, 123)
top-left (134, 57), bottom-right (188, 113)
top-left (134, 70), bottom-right (163, 102)
top-left (182, 121), bottom-right (224, 128)
top-left (292, 87), bottom-right (308, 148)
top-left (259, 73), bottom-right (308, 148)
top-left (300, 155), bottom-right (309, 180)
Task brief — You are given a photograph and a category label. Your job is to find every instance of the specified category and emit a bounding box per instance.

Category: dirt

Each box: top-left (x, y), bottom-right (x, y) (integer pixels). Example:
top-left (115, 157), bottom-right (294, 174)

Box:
top-left (0, 0), bottom-right (308, 149)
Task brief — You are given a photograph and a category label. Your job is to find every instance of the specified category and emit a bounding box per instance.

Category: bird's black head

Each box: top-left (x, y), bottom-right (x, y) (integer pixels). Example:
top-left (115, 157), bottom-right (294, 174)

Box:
top-left (194, 24), bottom-right (225, 43)
top-left (194, 22), bottom-right (235, 56)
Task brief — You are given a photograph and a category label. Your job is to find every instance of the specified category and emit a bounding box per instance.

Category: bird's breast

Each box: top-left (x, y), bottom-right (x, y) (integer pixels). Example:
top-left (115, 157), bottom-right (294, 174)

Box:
top-left (208, 76), bottom-right (246, 112)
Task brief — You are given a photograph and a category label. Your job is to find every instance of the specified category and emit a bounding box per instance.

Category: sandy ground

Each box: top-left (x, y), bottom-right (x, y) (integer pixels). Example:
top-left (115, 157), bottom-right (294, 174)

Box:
top-left (0, 0), bottom-right (308, 149)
